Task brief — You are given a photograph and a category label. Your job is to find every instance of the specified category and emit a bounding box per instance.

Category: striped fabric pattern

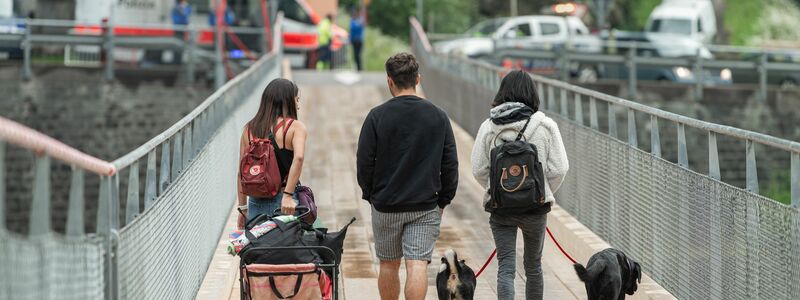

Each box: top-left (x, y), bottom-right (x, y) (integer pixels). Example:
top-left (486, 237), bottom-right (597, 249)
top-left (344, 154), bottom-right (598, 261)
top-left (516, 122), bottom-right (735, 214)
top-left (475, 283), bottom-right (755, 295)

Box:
top-left (370, 206), bottom-right (442, 261)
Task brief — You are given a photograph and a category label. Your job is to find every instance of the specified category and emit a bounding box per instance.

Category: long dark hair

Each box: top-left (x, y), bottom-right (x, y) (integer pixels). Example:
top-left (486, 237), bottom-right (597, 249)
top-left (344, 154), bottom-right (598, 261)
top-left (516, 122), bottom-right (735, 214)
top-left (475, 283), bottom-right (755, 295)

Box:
top-left (248, 78), bottom-right (299, 138)
top-left (492, 70), bottom-right (540, 111)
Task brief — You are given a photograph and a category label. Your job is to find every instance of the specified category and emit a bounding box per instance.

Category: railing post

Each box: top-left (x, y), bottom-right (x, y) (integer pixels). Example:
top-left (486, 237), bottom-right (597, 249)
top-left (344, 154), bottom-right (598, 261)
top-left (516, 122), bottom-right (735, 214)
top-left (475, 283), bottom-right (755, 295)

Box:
top-left (627, 108), bottom-right (637, 148)
top-left (547, 85), bottom-right (556, 111)
top-left (560, 89), bottom-right (568, 116)
top-left (125, 160), bottom-right (140, 225)
top-left (66, 167), bottom-right (85, 237)
top-left (792, 152), bottom-right (799, 208)
top-left (758, 52), bottom-right (768, 102)
top-left (97, 175), bottom-right (119, 300)
top-left (144, 150), bottom-right (158, 210)
top-left (650, 115), bottom-right (661, 157)
top-left (559, 47), bottom-right (570, 81)
top-left (183, 125), bottom-right (193, 165)
top-left (608, 102), bottom-right (617, 139)
top-left (746, 140), bottom-right (759, 194)
top-left (708, 132), bottom-right (721, 180)
top-left (104, 20), bottom-right (115, 81)
top-left (677, 123), bottom-right (688, 168)
top-left (627, 44), bottom-right (637, 100)
top-left (172, 132), bottom-right (183, 179)
top-left (0, 141), bottom-right (4, 229)
top-left (589, 97), bottom-right (599, 130)
top-left (159, 141), bottom-right (171, 194)
top-left (694, 48), bottom-right (704, 101)
top-left (574, 93), bottom-right (583, 125)
top-left (29, 155), bottom-right (51, 235)
top-left (186, 27), bottom-right (196, 85)
top-left (22, 19), bottom-right (32, 80)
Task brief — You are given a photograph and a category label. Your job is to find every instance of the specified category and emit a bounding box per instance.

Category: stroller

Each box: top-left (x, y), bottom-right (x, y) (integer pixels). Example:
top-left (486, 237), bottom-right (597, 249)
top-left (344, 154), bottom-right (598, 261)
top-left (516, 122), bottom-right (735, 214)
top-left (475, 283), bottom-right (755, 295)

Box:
top-left (237, 207), bottom-right (353, 300)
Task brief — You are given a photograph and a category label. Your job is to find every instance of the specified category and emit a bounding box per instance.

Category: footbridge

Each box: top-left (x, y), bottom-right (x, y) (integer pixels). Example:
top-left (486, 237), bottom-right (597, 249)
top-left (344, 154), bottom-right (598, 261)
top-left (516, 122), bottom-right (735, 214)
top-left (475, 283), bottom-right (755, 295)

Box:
top-left (1, 16), bottom-right (799, 300)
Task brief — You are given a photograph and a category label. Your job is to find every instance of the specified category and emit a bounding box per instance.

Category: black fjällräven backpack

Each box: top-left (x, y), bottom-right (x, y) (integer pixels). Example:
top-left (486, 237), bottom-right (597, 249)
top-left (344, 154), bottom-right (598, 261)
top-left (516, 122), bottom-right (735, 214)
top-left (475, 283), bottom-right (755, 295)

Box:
top-left (486, 118), bottom-right (546, 214)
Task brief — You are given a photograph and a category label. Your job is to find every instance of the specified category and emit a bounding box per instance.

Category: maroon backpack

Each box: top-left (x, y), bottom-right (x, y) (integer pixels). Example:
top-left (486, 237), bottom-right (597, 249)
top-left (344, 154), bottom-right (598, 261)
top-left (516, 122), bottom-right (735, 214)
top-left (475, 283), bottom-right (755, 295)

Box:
top-left (239, 120), bottom-right (292, 198)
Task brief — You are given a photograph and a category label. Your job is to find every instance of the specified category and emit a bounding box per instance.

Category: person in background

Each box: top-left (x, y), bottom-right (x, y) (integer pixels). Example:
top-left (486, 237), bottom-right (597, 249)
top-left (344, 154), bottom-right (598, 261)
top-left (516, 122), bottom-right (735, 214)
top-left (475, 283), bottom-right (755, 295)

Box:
top-left (208, 5), bottom-right (236, 26)
top-left (171, 0), bottom-right (191, 40)
top-left (316, 14), bottom-right (333, 70)
top-left (357, 53), bottom-right (458, 300)
top-left (349, 9), bottom-right (365, 71)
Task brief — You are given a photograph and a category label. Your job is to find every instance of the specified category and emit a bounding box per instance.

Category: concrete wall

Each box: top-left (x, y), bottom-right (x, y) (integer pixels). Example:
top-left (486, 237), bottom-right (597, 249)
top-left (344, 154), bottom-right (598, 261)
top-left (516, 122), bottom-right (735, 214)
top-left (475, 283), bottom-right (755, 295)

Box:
top-left (1, 66), bottom-right (213, 234)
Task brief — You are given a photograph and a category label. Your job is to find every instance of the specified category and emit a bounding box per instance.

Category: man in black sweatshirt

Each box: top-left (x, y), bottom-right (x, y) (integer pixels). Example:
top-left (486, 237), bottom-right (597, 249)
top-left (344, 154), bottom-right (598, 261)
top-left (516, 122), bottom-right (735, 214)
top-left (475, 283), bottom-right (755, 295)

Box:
top-left (357, 52), bottom-right (458, 300)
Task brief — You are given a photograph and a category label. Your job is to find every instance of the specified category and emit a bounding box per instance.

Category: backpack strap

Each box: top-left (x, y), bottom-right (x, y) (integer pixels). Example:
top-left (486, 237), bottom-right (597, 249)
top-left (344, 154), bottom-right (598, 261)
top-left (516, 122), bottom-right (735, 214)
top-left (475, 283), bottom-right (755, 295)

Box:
top-left (273, 118), bottom-right (294, 150)
top-left (516, 118), bottom-right (531, 141)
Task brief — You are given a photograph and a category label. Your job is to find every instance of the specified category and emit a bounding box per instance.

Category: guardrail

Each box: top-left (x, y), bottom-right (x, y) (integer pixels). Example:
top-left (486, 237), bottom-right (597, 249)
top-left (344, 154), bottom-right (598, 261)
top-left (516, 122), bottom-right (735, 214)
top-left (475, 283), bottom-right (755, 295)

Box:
top-left (0, 13), bottom-right (284, 300)
top-left (0, 17), bottom-right (272, 88)
top-left (412, 17), bottom-right (800, 300)
top-left (428, 32), bottom-right (800, 102)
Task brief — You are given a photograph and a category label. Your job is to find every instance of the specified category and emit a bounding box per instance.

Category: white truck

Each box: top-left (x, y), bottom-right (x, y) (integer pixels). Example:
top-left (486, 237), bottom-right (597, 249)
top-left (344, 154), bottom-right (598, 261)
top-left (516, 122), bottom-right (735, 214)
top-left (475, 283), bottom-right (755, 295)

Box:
top-left (434, 15), bottom-right (601, 58)
top-left (646, 0), bottom-right (717, 44)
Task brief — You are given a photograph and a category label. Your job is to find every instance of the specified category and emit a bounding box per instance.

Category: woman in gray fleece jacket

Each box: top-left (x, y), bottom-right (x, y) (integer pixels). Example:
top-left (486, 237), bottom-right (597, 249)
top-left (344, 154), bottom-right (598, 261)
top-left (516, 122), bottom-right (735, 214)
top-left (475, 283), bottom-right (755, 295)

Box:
top-left (471, 70), bottom-right (569, 300)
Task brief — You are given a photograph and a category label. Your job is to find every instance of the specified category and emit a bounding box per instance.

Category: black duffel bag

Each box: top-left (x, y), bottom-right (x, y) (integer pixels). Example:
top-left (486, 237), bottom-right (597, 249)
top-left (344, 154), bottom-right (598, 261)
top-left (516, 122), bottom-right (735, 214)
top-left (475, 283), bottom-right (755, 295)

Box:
top-left (301, 217), bottom-right (356, 265)
top-left (239, 207), bottom-right (322, 265)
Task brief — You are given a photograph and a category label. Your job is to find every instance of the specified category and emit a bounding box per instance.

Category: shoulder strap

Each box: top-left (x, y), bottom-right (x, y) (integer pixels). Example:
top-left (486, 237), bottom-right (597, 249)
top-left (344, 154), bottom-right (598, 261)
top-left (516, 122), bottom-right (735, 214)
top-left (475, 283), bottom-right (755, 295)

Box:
top-left (515, 118), bottom-right (531, 141)
top-left (282, 119), bottom-right (294, 147)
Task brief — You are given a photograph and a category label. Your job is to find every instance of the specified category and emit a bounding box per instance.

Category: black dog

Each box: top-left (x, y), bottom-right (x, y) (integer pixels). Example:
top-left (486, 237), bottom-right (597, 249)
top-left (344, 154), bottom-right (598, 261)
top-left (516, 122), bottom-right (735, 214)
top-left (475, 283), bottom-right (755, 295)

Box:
top-left (436, 249), bottom-right (476, 300)
top-left (574, 248), bottom-right (642, 300)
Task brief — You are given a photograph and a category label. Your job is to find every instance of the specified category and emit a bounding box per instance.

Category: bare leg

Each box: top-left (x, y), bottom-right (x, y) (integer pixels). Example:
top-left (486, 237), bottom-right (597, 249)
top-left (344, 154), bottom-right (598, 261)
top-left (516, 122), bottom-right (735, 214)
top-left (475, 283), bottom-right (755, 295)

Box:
top-left (378, 259), bottom-right (401, 300)
top-left (404, 259), bottom-right (429, 300)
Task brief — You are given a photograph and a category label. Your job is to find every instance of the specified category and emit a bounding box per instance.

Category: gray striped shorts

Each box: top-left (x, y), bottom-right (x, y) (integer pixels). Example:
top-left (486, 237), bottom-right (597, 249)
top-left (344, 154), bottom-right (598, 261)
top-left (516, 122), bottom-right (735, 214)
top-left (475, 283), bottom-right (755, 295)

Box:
top-left (371, 206), bottom-right (442, 261)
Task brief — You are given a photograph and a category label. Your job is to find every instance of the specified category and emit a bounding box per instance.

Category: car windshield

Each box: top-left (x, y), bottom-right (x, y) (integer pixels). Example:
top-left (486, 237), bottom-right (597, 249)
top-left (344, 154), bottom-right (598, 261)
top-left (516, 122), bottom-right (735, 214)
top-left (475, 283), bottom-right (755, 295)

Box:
top-left (649, 18), bottom-right (692, 35)
top-left (466, 19), bottom-right (505, 37)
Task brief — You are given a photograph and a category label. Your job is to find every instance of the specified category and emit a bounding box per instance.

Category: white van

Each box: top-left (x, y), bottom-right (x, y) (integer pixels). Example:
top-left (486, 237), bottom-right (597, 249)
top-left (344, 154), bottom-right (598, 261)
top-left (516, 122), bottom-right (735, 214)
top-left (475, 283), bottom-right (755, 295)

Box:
top-left (646, 0), bottom-right (717, 44)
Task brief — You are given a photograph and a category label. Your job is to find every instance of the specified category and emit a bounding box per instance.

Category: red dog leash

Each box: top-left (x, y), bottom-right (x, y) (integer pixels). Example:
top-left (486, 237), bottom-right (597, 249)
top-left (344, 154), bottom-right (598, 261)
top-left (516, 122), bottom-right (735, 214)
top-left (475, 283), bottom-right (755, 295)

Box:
top-left (474, 226), bottom-right (576, 278)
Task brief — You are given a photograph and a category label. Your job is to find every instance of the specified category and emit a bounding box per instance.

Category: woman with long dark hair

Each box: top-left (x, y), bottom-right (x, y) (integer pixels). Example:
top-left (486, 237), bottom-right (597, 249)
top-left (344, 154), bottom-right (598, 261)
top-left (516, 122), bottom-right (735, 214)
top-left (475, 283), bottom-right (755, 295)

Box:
top-left (470, 70), bottom-right (569, 300)
top-left (237, 78), bottom-right (307, 228)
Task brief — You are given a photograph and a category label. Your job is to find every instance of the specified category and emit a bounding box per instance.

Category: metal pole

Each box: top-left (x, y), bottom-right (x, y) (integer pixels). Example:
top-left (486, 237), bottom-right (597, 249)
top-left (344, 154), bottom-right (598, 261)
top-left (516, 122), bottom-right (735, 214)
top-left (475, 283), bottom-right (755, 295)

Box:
top-left (214, 0), bottom-right (226, 89)
top-left (694, 48), bottom-right (704, 101)
top-left (104, 20), bottom-right (114, 81)
top-left (186, 27), bottom-right (196, 84)
top-left (758, 52), bottom-right (767, 102)
top-left (510, 0), bottom-right (518, 17)
top-left (416, 0), bottom-right (423, 27)
top-left (627, 44), bottom-right (637, 100)
top-left (22, 19), bottom-right (32, 80)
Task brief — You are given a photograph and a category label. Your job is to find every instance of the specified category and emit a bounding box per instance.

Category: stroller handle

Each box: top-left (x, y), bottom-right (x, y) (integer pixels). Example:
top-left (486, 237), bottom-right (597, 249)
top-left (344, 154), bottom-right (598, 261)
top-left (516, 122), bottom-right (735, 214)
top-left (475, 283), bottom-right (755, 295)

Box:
top-left (240, 245), bottom-right (339, 266)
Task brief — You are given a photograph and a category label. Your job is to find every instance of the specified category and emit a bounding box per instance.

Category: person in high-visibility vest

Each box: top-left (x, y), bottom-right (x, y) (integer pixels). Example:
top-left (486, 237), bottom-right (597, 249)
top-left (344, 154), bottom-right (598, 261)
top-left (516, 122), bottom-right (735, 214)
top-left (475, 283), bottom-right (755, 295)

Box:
top-left (316, 14), bottom-right (333, 70)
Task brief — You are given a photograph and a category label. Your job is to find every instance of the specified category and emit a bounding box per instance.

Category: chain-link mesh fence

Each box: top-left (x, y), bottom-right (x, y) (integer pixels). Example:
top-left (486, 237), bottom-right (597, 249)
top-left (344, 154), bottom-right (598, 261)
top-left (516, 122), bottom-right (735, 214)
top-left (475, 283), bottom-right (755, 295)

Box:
top-left (0, 231), bottom-right (105, 300)
top-left (115, 48), bottom-right (280, 300)
top-left (410, 18), bottom-right (800, 299)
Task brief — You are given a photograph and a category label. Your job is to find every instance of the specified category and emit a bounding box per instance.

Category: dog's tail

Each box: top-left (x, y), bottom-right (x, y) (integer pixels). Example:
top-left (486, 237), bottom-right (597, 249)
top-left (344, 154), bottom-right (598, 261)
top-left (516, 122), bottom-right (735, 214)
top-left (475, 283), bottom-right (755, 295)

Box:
top-left (573, 263), bottom-right (591, 282)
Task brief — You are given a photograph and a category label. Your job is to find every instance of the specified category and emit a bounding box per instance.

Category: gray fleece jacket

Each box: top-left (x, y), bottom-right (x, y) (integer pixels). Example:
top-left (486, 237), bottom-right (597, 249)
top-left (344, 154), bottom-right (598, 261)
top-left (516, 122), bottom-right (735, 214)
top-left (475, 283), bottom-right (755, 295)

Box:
top-left (470, 102), bottom-right (569, 205)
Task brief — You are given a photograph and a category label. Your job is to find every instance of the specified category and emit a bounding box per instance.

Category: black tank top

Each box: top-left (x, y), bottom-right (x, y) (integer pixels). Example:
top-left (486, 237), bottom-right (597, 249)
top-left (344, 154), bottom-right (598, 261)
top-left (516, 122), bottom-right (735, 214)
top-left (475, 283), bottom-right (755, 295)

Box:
top-left (270, 119), bottom-right (295, 184)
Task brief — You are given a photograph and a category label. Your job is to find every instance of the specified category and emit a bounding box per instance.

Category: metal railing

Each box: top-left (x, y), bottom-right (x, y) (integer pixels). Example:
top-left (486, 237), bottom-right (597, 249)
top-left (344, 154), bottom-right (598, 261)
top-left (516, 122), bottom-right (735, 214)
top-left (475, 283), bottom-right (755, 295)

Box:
top-left (0, 13), bottom-right (284, 300)
top-left (412, 17), bottom-right (800, 299)
top-left (1, 17), bottom-right (273, 88)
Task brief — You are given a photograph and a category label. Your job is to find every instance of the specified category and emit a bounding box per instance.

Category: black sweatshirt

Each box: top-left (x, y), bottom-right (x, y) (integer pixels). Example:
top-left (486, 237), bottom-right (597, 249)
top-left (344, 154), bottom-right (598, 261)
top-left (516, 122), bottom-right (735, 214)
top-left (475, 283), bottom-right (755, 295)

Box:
top-left (356, 95), bottom-right (459, 213)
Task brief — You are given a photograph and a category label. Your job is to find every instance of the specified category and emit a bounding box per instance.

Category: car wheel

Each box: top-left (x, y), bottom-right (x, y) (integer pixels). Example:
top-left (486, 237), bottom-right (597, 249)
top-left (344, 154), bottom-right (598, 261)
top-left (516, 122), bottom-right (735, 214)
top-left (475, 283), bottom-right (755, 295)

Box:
top-left (577, 66), bottom-right (598, 83)
top-left (780, 78), bottom-right (798, 90)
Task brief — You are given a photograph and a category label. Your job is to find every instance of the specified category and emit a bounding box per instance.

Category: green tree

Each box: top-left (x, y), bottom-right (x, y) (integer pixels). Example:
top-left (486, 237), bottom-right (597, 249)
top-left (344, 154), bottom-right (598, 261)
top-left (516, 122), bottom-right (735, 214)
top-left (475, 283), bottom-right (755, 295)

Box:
top-left (366, 0), bottom-right (479, 38)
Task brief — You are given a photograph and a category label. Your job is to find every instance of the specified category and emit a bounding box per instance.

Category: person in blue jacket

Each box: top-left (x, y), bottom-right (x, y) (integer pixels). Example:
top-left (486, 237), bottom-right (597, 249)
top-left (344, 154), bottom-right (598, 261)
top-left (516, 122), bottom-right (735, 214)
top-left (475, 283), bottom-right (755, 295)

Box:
top-left (171, 0), bottom-right (192, 40)
top-left (350, 9), bottom-right (365, 71)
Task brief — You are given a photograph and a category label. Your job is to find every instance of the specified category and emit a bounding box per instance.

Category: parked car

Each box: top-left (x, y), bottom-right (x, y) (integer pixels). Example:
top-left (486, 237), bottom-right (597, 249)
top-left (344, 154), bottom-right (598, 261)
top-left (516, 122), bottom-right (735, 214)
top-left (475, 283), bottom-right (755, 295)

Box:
top-left (433, 15), bottom-right (601, 59)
